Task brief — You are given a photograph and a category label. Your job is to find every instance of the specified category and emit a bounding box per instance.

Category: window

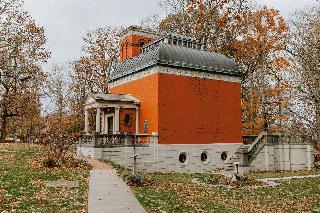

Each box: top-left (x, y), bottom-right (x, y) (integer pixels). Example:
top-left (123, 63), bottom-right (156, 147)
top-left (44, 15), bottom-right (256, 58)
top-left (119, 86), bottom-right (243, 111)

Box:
top-left (139, 40), bottom-right (145, 47)
top-left (173, 39), bottom-right (177, 45)
top-left (179, 152), bottom-right (187, 164)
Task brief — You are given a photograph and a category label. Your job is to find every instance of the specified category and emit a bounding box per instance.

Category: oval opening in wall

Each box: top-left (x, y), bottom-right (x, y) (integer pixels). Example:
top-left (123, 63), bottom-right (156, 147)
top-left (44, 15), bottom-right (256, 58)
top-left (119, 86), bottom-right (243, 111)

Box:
top-left (179, 152), bottom-right (188, 165)
top-left (200, 151), bottom-right (209, 164)
top-left (221, 151), bottom-right (228, 161)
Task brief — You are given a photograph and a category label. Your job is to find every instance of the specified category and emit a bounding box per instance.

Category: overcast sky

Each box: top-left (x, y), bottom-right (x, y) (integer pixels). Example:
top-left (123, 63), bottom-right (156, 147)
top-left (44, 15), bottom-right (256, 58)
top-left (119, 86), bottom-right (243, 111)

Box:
top-left (24, 0), bottom-right (317, 69)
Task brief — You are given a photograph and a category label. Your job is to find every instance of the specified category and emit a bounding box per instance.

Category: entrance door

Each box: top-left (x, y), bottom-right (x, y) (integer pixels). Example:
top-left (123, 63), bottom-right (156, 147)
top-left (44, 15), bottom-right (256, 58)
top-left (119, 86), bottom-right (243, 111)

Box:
top-left (107, 116), bottom-right (114, 134)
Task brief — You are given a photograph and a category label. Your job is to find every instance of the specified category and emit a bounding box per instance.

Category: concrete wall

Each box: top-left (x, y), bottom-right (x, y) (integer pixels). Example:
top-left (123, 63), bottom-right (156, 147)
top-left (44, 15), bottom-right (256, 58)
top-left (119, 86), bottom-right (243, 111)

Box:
top-left (250, 143), bottom-right (314, 172)
top-left (77, 143), bottom-right (242, 173)
top-left (77, 142), bottom-right (314, 173)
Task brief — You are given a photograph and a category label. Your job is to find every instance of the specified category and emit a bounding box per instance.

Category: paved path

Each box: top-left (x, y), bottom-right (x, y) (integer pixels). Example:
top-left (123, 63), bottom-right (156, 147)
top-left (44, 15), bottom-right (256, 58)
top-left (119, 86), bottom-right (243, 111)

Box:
top-left (257, 174), bottom-right (320, 187)
top-left (82, 157), bottom-right (146, 213)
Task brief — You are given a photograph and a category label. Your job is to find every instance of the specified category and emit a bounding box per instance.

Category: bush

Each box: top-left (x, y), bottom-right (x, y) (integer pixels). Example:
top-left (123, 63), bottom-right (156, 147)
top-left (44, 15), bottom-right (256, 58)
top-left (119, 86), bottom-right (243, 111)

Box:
top-left (103, 160), bottom-right (153, 187)
top-left (42, 157), bottom-right (57, 168)
top-left (127, 174), bottom-right (144, 186)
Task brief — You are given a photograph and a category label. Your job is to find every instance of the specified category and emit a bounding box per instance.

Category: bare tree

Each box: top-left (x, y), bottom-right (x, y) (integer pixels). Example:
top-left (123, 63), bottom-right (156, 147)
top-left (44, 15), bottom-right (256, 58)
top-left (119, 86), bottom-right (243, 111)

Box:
top-left (69, 26), bottom-right (120, 133)
top-left (46, 65), bottom-right (70, 121)
top-left (41, 65), bottom-right (76, 167)
top-left (288, 6), bottom-right (320, 147)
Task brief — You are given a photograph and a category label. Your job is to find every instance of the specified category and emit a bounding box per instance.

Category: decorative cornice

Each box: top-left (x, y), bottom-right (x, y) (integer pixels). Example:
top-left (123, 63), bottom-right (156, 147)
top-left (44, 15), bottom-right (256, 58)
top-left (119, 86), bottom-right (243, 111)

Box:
top-left (109, 66), bottom-right (241, 88)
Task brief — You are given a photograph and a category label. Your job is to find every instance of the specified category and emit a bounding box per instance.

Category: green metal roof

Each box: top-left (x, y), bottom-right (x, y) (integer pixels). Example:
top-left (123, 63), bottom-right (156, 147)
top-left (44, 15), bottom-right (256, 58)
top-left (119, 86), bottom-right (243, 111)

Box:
top-left (109, 34), bottom-right (240, 82)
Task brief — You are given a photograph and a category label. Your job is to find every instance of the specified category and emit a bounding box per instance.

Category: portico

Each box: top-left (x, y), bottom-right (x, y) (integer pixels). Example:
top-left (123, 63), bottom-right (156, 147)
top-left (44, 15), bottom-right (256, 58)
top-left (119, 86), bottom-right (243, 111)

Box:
top-left (84, 93), bottom-right (140, 135)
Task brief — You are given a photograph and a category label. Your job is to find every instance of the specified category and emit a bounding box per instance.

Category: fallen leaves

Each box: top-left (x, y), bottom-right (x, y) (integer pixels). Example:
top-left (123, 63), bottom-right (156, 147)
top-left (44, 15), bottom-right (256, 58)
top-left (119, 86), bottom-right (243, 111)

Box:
top-left (0, 143), bottom-right (91, 212)
top-left (110, 163), bottom-right (320, 212)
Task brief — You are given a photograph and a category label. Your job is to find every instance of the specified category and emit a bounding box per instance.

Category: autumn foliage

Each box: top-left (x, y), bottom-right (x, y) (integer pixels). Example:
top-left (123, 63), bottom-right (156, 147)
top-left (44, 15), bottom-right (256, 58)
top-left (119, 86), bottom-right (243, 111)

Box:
top-left (159, 0), bottom-right (292, 135)
top-left (1, 0), bottom-right (319, 148)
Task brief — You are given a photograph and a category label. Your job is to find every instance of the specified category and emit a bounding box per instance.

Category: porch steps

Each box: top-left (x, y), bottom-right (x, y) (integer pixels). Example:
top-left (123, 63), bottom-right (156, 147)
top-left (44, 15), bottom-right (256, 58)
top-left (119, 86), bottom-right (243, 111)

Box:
top-left (224, 156), bottom-right (238, 172)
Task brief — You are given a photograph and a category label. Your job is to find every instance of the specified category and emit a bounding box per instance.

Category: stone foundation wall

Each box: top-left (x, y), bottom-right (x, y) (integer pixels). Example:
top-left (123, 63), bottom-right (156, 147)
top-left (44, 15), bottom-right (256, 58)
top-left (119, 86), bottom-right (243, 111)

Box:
top-left (77, 142), bottom-right (314, 173)
top-left (77, 143), bottom-right (242, 173)
top-left (250, 143), bottom-right (314, 172)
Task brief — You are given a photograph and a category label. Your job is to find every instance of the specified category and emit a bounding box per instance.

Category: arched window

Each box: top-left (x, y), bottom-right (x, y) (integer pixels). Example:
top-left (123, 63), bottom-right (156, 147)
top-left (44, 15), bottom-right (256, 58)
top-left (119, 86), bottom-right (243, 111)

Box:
top-left (139, 39), bottom-right (145, 47)
top-left (125, 42), bottom-right (128, 59)
top-left (121, 44), bottom-right (124, 59)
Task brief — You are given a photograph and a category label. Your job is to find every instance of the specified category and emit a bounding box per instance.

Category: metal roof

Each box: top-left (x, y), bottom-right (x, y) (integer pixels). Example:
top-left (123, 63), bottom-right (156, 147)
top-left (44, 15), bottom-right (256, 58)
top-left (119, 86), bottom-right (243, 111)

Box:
top-left (91, 93), bottom-right (140, 103)
top-left (110, 34), bottom-right (241, 82)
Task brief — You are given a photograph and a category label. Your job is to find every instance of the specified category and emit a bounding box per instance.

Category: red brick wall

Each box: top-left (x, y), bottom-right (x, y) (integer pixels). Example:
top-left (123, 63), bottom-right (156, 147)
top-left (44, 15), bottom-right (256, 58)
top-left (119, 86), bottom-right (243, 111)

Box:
top-left (158, 73), bottom-right (242, 144)
top-left (110, 73), bottom-right (159, 134)
top-left (119, 108), bottom-right (136, 134)
top-left (111, 72), bottom-right (242, 144)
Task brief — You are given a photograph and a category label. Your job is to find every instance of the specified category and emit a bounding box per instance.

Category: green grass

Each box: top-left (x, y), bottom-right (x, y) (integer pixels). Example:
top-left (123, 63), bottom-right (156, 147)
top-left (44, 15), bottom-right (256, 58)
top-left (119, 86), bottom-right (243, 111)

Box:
top-left (0, 143), bottom-right (91, 212)
top-left (105, 160), bottom-right (320, 213)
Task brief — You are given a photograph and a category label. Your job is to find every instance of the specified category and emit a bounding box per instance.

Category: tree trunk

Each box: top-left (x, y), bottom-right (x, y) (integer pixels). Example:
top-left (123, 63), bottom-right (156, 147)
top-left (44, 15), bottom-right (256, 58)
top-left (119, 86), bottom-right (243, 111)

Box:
top-left (0, 95), bottom-right (9, 143)
top-left (0, 107), bottom-right (7, 143)
top-left (0, 106), bottom-right (4, 143)
top-left (316, 104), bottom-right (320, 149)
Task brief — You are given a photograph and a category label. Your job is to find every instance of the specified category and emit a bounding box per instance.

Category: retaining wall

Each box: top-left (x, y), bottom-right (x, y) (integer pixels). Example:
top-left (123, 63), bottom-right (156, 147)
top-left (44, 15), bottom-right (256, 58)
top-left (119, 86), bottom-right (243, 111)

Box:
top-left (250, 143), bottom-right (314, 171)
top-left (77, 143), bottom-right (241, 173)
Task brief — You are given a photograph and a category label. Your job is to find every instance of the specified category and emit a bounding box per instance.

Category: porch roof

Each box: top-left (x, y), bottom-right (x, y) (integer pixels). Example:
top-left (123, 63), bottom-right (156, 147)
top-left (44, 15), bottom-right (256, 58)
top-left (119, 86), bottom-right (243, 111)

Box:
top-left (87, 93), bottom-right (140, 104)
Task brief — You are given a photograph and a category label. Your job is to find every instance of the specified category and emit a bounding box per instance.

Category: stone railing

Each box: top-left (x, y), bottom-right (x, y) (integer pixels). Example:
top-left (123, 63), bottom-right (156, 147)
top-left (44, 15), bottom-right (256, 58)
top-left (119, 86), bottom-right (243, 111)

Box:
top-left (78, 133), bottom-right (158, 147)
top-left (242, 135), bottom-right (258, 145)
top-left (236, 132), bottom-right (282, 167)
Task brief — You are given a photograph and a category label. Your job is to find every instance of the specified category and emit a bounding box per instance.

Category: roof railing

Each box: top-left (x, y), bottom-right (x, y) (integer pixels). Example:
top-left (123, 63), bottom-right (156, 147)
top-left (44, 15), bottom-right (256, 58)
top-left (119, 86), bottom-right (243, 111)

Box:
top-left (141, 33), bottom-right (207, 54)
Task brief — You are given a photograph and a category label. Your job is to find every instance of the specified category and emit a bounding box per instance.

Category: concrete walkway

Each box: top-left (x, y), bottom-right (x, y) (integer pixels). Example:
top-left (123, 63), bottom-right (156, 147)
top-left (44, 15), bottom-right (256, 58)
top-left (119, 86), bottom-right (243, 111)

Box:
top-left (82, 157), bottom-right (146, 213)
top-left (257, 174), bottom-right (320, 187)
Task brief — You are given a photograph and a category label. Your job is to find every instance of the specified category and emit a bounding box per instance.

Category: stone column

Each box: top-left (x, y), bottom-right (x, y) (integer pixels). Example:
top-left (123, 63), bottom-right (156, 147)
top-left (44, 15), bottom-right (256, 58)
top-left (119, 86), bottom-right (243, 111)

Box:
top-left (307, 144), bottom-right (313, 170)
top-left (95, 107), bottom-right (101, 133)
top-left (114, 107), bottom-right (120, 134)
top-left (101, 110), bottom-right (105, 134)
top-left (136, 108), bottom-right (140, 134)
top-left (84, 109), bottom-right (89, 134)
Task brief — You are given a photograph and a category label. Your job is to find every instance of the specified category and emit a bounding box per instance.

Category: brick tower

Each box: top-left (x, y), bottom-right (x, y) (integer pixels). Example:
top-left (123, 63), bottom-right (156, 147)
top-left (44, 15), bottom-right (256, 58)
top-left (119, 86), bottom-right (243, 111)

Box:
top-left (119, 26), bottom-right (160, 62)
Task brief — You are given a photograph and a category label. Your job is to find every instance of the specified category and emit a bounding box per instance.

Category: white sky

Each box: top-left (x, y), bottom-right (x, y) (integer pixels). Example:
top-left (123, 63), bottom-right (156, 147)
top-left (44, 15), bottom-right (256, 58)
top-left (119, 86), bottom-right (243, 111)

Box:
top-left (24, 0), bottom-right (318, 68)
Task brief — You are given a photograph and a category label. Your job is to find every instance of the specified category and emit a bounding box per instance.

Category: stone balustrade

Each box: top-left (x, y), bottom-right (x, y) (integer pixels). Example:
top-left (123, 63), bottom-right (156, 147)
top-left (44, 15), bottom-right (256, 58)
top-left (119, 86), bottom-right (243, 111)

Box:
top-left (78, 133), bottom-right (158, 147)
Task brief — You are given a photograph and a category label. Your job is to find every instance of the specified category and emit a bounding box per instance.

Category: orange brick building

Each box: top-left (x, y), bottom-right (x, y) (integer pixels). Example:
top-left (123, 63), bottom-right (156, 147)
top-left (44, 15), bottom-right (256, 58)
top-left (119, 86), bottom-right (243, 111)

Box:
top-left (79, 26), bottom-right (314, 173)
top-left (110, 26), bottom-right (242, 145)
top-left (81, 26), bottom-right (244, 173)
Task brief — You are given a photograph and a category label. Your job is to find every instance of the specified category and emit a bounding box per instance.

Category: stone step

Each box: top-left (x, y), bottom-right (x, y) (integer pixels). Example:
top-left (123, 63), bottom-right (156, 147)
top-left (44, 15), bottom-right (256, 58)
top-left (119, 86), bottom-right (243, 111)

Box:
top-left (224, 163), bottom-right (235, 171)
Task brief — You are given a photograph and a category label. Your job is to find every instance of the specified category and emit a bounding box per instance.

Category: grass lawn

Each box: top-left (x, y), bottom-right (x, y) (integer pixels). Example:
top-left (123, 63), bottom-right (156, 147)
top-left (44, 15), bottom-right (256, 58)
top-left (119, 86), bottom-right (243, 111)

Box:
top-left (105, 160), bottom-right (320, 213)
top-left (0, 143), bottom-right (91, 212)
